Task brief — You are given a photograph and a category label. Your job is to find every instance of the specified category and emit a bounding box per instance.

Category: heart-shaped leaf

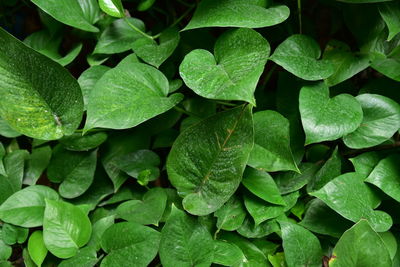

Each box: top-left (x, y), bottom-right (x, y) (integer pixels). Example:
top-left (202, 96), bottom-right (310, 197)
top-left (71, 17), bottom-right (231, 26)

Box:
top-left (214, 195), bottom-right (247, 231)
top-left (2, 223), bottom-right (28, 245)
top-left (31, 0), bottom-right (99, 32)
top-left (0, 150), bottom-right (29, 204)
top-left (99, 0), bottom-right (124, 18)
top-left (60, 132), bottom-right (107, 151)
top-left (242, 167), bottom-right (285, 206)
top-left (85, 60), bottom-right (183, 130)
top-left (167, 105), bottom-right (253, 215)
top-left (43, 199), bottom-right (92, 259)
top-left (93, 18), bottom-right (146, 54)
top-left (115, 149), bottom-right (160, 182)
top-left (0, 230), bottom-right (11, 261)
top-left (23, 146), bottom-right (52, 185)
top-left (280, 221), bottom-right (322, 267)
top-left (58, 247), bottom-right (98, 267)
top-left (101, 222), bottom-right (160, 267)
top-left (184, 0), bottom-right (289, 30)
top-left (213, 241), bottom-right (246, 267)
top-left (244, 191), bottom-right (298, 225)
top-left (179, 28), bottom-right (269, 104)
top-left (28, 231), bottom-right (47, 267)
top-left (271, 35), bottom-right (334, 81)
top-left (379, 2), bottom-right (400, 41)
top-left (343, 94), bottom-right (400, 149)
top-left (310, 172), bottom-right (392, 232)
top-left (78, 65), bottom-right (110, 110)
top-left (366, 154), bottom-right (400, 202)
top-left (248, 110), bottom-right (298, 172)
top-left (219, 232), bottom-right (269, 266)
top-left (329, 220), bottom-right (392, 267)
top-left (0, 28), bottom-right (83, 140)
top-left (299, 83), bottom-right (363, 144)
top-left (159, 206), bottom-right (214, 267)
top-left (299, 199), bottom-right (353, 238)
top-left (307, 147), bottom-right (342, 191)
top-left (47, 146), bottom-right (97, 199)
top-left (132, 27), bottom-right (180, 68)
top-left (116, 187), bottom-right (167, 225)
top-left (323, 40), bottom-right (370, 86)
top-left (0, 185), bottom-right (59, 227)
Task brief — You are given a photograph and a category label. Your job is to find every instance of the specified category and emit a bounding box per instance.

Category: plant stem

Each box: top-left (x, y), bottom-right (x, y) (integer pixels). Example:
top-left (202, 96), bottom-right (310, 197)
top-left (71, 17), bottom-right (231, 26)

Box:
top-left (260, 64), bottom-right (277, 88)
top-left (170, 4), bottom-right (195, 28)
top-left (215, 101), bottom-right (238, 107)
top-left (124, 17), bottom-right (154, 40)
top-left (298, 0), bottom-right (302, 34)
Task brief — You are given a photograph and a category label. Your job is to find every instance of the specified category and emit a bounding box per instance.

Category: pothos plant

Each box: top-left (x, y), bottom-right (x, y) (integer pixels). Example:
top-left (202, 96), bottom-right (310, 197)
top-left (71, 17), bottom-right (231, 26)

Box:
top-left (0, 0), bottom-right (399, 266)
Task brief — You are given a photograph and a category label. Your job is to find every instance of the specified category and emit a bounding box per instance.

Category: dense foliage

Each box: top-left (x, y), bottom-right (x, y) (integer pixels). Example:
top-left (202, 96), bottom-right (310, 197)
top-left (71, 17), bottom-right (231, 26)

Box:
top-left (0, 0), bottom-right (400, 266)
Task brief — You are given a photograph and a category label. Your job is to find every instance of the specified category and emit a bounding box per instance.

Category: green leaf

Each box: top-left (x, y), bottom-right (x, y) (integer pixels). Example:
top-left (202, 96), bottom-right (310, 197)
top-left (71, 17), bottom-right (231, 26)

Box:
top-left (343, 94), bottom-right (400, 148)
top-left (2, 223), bottom-right (28, 245)
top-left (310, 172), bottom-right (392, 232)
top-left (280, 221), bottom-right (322, 267)
top-left (379, 231), bottom-right (398, 260)
top-left (0, 28), bottom-right (84, 140)
top-left (0, 185), bottom-right (59, 227)
top-left (248, 110), bottom-right (298, 172)
top-left (237, 216), bottom-right (280, 239)
top-left (137, 0), bottom-right (156, 11)
top-left (242, 167), bottom-right (285, 205)
top-left (43, 199), bottom-right (92, 259)
top-left (78, 65), bottom-right (110, 110)
top-left (133, 27), bottom-right (180, 68)
top-left (244, 191), bottom-right (299, 225)
top-left (366, 154), bottom-right (400, 202)
top-left (99, 0), bottom-right (124, 18)
top-left (159, 206), bottom-right (214, 267)
top-left (268, 252), bottom-right (287, 267)
top-left (58, 247), bottom-right (98, 267)
top-left (167, 105), bottom-right (254, 215)
top-left (47, 147), bottom-right (97, 198)
top-left (101, 131), bottom-right (150, 191)
top-left (87, 215), bottom-right (114, 250)
top-left (179, 28), bottom-right (269, 104)
top-left (271, 35), bottom-right (334, 81)
top-left (60, 132), bottom-right (108, 151)
top-left (101, 222), bottom-right (161, 267)
top-left (214, 195), bottom-right (247, 231)
top-left (93, 18), bottom-right (145, 54)
top-left (379, 2), bottom-right (400, 41)
top-left (85, 60), bottom-right (183, 130)
top-left (350, 151), bottom-right (383, 176)
top-left (0, 150), bottom-right (29, 204)
top-left (28, 231), bottom-right (47, 267)
top-left (275, 163), bottom-right (320, 194)
top-left (299, 199), bottom-right (353, 238)
top-left (219, 232), bottom-right (270, 266)
top-left (0, 117), bottom-right (20, 138)
top-left (330, 220), bottom-right (392, 267)
top-left (299, 83), bottom-right (363, 144)
top-left (307, 147), bottom-right (342, 191)
top-left (115, 149), bottom-right (160, 182)
top-left (31, 0), bottom-right (99, 32)
top-left (213, 240), bottom-right (246, 266)
top-left (23, 145), bottom-right (52, 185)
top-left (0, 230), bottom-right (11, 261)
top-left (116, 187), bottom-right (167, 225)
top-left (323, 40), bottom-right (370, 86)
top-left (183, 0), bottom-right (289, 30)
